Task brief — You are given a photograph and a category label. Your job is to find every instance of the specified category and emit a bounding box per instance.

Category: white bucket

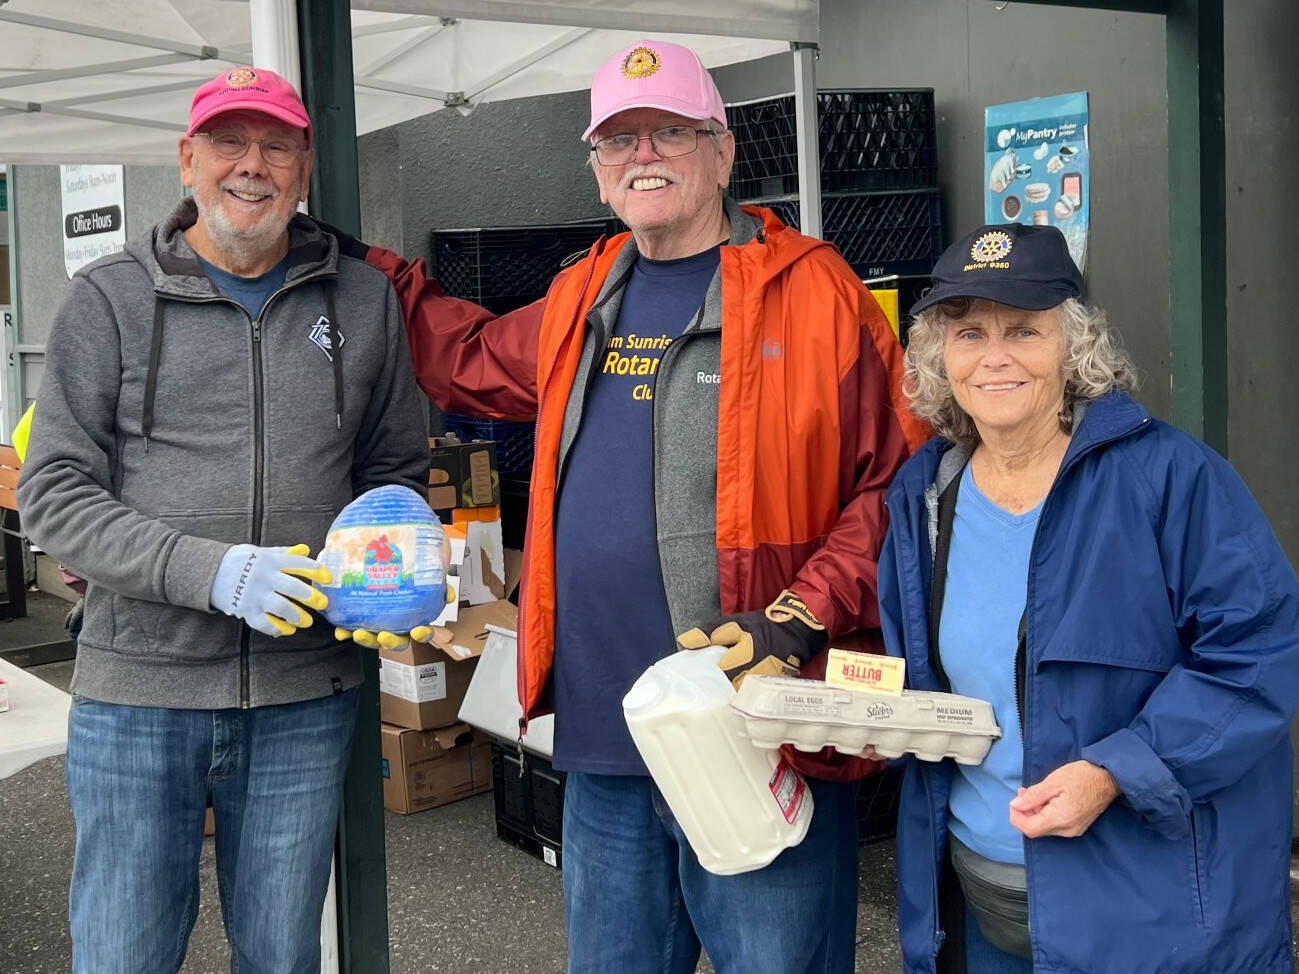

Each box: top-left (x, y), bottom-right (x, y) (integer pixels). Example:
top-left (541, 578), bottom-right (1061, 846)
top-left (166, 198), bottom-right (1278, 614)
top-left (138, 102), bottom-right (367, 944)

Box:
top-left (623, 647), bottom-right (814, 875)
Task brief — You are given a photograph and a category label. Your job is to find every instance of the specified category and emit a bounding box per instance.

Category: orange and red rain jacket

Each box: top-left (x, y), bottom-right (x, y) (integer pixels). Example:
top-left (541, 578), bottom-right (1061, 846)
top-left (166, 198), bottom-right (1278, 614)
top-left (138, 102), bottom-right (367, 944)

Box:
top-left (368, 205), bottom-right (929, 780)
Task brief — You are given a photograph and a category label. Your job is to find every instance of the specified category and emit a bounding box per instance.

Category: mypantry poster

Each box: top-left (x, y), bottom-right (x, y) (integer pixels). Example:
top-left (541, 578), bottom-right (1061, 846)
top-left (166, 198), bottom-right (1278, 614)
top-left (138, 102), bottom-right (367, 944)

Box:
top-left (985, 92), bottom-right (1090, 270)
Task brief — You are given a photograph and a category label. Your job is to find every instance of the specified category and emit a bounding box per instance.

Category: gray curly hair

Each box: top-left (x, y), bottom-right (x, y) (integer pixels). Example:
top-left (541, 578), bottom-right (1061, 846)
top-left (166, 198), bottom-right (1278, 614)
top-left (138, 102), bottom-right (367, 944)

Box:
top-left (904, 297), bottom-right (1138, 448)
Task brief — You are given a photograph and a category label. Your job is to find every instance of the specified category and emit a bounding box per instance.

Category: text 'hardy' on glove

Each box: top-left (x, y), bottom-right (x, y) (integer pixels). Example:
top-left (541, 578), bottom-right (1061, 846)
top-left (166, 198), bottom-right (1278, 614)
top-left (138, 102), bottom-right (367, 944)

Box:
top-left (210, 543), bottom-right (332, 638)
top-left (676, 589), bottom-right (828, 688)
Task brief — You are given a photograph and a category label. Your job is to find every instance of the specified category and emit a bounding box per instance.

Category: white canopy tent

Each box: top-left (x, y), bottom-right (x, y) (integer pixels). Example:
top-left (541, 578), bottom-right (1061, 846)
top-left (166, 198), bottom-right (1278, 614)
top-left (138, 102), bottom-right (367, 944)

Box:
top-left (0, 1), bottom-right (815, 164)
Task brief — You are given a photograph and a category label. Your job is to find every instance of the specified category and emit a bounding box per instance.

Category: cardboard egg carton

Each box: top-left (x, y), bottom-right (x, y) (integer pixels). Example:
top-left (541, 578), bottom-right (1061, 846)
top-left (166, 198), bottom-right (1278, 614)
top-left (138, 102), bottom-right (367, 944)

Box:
top-left (730, 677), bottom-right (1002, 765)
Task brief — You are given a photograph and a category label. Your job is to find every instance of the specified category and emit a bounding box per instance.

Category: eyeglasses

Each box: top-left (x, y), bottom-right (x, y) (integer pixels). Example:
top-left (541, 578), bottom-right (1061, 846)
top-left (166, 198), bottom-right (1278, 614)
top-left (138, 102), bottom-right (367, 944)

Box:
top-left (590, 125), bottom-right (717, 166)
top-left (197, 131), bottom-right (309, 168)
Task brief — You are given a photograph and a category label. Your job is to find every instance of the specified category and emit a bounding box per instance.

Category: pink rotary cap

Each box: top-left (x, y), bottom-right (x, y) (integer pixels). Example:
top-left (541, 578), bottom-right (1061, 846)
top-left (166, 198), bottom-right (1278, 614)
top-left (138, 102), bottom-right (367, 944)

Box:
top-left (582, 39), bottom-right (728, 143)
top-left (187, 66), bottom-right (312, 143)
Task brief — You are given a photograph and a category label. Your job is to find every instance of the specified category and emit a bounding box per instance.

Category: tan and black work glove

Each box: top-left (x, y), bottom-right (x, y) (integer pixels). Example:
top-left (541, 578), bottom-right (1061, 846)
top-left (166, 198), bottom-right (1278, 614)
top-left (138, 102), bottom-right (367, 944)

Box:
top-left (676, 589), bottom-right (828, 689)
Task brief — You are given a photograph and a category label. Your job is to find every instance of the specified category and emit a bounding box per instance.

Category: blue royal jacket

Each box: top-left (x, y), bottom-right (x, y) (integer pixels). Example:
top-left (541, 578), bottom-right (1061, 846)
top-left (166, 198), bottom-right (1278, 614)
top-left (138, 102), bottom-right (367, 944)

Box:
top-left (879, 390), bottom-right (1299, 974)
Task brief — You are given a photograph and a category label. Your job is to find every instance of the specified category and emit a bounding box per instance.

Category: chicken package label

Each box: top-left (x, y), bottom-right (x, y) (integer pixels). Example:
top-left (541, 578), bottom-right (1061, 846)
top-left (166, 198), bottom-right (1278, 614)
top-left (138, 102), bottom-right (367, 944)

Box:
top-left (318, 485), bottom-right (448, 632)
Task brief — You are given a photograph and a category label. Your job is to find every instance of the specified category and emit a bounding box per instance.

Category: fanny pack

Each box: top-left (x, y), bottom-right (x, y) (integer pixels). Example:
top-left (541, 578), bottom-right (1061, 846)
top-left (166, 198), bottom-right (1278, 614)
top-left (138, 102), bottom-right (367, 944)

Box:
top-left (948, 833), bottom-right (1032, 960)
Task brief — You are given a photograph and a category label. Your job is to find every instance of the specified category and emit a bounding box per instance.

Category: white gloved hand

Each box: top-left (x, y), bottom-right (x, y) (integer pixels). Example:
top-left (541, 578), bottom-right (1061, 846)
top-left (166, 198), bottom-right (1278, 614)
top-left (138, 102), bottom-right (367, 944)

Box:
top-left (210, 543), bottom-right (332, 637)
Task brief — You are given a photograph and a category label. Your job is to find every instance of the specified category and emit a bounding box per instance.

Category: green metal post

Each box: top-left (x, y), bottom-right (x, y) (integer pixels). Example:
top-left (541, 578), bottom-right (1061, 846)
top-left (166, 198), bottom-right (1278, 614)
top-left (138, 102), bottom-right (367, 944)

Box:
top-left (998, 0), bottom-right (1169, 12)
top-left (297, 3), bottom-right (390, 972)
top-left (1166, 0), bottom-right (1227, 452)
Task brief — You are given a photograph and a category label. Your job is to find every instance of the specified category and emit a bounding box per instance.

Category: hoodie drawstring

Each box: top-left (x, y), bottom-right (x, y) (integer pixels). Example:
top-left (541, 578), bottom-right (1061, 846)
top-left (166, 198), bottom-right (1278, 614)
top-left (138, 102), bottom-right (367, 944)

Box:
top-left (142, 298), bottom-right (165, 452)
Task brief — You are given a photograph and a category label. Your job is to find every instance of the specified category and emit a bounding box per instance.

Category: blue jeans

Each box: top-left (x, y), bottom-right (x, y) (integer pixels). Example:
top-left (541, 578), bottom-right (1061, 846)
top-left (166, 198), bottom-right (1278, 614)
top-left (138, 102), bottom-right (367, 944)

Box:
top-left (964, 908), bottom-right (1034, 974)
top-left (561, 772), bottom-right (859, 974)
top-left (65, 690), bottom-right (359, 974)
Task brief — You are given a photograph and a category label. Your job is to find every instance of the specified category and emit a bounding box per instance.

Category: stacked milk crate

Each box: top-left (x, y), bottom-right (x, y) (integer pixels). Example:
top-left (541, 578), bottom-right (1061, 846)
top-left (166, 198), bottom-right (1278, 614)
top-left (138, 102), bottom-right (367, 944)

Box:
top-left (726, 88), bottom-right (942, 344)
top-left (428, 217), bottom-right (622, 548)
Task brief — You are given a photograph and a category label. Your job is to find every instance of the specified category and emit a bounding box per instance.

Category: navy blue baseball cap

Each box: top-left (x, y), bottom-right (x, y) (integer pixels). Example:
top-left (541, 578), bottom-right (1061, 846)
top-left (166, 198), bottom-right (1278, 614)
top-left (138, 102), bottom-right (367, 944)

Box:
top-left (910, 223), bottom-right (1084, 315)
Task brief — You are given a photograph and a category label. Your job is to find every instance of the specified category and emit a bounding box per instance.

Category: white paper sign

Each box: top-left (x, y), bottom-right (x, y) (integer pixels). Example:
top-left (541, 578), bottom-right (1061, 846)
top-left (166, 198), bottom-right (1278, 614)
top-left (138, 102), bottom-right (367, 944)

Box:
top-left (61, 165), bottom-right (126, 278)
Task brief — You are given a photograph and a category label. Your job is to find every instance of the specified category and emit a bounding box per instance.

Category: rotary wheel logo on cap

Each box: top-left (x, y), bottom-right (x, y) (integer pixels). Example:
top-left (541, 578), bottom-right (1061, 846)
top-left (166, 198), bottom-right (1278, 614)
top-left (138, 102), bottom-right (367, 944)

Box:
top-left (225, 67), bottom-right (259, 89)
top-left (971, 230), bottom-right (1013, 264)
top-left (622, 46), bottom-right (662, 80)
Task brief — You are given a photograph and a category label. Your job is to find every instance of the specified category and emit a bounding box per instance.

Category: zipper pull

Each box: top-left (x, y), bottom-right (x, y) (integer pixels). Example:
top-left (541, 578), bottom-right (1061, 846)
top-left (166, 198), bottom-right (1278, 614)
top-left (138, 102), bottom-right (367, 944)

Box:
top-left (252, 320), bottom-right (262, 343)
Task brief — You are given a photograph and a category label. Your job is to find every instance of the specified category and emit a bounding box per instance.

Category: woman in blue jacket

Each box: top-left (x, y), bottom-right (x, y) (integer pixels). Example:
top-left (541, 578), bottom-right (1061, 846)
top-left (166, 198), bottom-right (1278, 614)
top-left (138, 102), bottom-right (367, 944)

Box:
top-left (879, 223), bottom-right (1299, 973)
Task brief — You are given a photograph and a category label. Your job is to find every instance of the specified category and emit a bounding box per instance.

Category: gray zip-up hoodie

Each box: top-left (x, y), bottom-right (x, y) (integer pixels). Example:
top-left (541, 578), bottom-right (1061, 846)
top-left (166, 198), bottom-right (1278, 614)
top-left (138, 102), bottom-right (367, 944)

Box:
top-left (17, 199), bottom-right (429, 709)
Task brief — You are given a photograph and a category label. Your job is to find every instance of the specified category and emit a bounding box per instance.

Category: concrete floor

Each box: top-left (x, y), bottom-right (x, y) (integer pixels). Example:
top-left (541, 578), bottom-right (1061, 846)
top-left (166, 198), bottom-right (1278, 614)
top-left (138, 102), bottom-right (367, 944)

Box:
top-left (7, 659), bottom-right (1299, 973)
top-left (0, 660), bottom-right (903, 974)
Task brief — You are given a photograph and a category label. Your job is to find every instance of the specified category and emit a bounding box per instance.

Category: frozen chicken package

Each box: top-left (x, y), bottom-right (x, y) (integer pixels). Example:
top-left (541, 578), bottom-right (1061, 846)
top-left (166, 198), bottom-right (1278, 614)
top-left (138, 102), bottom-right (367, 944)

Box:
top-left (316, 485), bottom-right (449, 633)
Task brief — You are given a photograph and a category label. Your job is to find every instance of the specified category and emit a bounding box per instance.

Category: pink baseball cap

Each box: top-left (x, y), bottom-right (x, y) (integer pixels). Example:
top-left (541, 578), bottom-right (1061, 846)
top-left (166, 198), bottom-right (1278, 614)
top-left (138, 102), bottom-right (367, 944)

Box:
top-left (187, 66), bottom-right (312, 143)
top-left (582, 39), bottom-right (728, 143)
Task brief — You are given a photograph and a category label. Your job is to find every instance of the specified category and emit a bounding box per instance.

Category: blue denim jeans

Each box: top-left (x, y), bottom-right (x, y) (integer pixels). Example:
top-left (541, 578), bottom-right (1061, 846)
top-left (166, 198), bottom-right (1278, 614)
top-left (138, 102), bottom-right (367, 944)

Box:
top-left (65, 690), bottom-right (359, 974)
top-left (964, 908), bottom-right (1034, 974)
top-left (561, 772), bottom-right (859, 974)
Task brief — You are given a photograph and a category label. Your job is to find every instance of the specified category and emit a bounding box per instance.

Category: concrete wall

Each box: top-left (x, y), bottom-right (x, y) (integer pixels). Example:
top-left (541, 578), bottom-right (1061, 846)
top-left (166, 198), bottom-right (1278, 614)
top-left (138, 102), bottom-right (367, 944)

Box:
top-left (1223, 0), bottom-right (1299, 561)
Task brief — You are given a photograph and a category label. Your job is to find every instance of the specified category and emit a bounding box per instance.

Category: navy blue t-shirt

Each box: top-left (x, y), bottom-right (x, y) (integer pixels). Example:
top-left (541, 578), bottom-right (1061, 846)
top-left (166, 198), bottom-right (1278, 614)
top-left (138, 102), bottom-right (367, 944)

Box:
top-left (551, 245), bottom-right (721, 774)
top-left (197, 254), bottom-right (289, 319)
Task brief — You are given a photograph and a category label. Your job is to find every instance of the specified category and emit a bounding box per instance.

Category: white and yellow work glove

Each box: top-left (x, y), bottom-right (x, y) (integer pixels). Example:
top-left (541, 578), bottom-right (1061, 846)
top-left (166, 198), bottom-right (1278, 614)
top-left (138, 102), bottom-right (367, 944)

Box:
top-left (333, 576), bottom-right (457, 651)
top-left (676, 589), bottom-right (828, 689)
top-left (210, 543), bottom-right (331, 637)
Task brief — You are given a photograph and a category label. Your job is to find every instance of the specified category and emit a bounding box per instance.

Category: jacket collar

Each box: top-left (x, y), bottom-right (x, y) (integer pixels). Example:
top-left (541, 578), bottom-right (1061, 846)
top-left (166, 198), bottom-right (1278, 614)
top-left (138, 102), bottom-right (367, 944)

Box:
top-left (129, 197), bottom-right (339, 300)
top-left (901, 390), bottom-right (1152, 546)
top-left (583, 195), bottom-right (763, 337)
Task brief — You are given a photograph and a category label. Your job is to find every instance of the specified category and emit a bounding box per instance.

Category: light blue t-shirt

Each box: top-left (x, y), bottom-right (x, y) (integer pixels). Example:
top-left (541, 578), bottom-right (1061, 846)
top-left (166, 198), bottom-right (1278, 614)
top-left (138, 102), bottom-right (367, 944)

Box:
top-left (197, 254), bottom-right (288, 320)
top-left (940, 461), bottom-right (1042, 864)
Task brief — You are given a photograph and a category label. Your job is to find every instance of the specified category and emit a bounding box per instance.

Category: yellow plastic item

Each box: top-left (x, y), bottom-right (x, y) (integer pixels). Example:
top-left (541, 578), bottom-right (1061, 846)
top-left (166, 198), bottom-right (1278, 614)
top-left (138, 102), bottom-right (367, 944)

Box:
top-left (11, 402), bottom-right (34, 462)
top-left (871, 288), bottom-right (901, 340)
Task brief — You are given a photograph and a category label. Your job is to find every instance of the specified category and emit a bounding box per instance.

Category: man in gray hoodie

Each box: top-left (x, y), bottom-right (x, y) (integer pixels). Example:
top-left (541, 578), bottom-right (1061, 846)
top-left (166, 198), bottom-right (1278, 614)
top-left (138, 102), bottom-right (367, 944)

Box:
top-left (17, 66), bottom-right (428, 973)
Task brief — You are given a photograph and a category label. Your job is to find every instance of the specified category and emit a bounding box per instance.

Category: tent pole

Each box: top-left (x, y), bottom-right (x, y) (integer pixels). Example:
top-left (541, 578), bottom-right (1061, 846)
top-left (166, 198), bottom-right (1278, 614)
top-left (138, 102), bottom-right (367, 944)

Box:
top-left (1166, 0), bottom-right (1227, 453)
top-left (250, 0), bottom-right (302, 88)
top-left (792, 42), bottom-right (821, 239)
top-left (297, 2), bottom-right (389, 973)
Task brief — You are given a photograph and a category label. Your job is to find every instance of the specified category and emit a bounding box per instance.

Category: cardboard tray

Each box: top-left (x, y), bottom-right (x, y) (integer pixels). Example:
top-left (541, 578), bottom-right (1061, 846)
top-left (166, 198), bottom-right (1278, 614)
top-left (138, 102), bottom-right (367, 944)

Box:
top-left (731, 677), bottom-right (1002, 765)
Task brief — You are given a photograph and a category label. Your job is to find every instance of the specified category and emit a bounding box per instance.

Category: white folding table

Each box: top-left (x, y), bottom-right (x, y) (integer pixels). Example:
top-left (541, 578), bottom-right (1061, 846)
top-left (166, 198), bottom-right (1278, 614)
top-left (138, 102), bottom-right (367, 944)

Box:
top-left (0, 657), bottom-right (71, 779)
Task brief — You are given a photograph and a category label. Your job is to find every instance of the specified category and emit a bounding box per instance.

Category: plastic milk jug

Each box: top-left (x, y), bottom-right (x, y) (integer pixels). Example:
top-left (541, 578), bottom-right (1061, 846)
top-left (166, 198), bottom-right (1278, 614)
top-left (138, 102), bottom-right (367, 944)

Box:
top-left (623, 647), bottom-right (814, 875)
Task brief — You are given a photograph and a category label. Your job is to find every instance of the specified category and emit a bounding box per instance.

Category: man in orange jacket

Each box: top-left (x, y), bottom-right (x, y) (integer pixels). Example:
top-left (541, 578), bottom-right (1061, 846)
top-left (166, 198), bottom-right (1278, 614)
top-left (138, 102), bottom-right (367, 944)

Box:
top-left (340, 38), bottom-right (926, 974)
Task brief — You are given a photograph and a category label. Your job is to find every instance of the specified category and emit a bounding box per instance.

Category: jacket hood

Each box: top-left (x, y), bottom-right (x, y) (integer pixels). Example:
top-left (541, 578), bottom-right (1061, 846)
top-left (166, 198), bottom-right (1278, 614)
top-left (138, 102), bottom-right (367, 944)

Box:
top-left (124, 197), bottom-right (339, 298)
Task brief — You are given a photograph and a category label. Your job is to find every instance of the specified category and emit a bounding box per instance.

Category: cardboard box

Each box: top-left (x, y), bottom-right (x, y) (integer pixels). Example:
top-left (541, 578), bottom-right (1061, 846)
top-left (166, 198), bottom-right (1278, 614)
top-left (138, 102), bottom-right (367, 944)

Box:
top-left (203, 807), bottom-right (215, 837)
top-left (429, 437), bottom-right (500, 510)
top-left (379, 599), bottom-right (519, 730)
top-left (453, 507), bottom-right (505, 605)
top-left (380, 721), bottom-right (493, 814)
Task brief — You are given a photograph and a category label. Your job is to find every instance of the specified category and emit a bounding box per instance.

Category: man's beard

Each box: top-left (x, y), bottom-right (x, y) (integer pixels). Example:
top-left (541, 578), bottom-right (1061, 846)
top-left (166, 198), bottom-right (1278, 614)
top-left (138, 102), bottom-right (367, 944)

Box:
top-left (194, 176), bottom-right (300, 268)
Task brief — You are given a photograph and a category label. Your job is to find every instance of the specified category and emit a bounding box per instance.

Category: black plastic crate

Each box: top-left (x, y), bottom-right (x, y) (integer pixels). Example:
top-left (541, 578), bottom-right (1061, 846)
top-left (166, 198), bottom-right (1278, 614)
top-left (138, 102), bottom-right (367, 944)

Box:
top-left (429, 218), bottom-right (621, 316)
top-left (443, 415), bottom-right (536, 479)
top-left (500, 477), bottom-right (530, 555)
top-left (757, 190), bottom-right (943, 279)
top-left (856, 766), bottom-right (905, 844)
top-left (491, 741), bottom-right (566, 868)
top-left (727, 89), bottom-right (937, 201)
